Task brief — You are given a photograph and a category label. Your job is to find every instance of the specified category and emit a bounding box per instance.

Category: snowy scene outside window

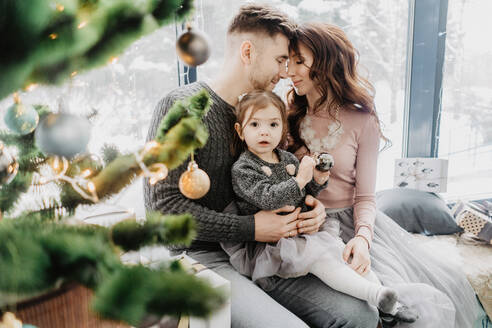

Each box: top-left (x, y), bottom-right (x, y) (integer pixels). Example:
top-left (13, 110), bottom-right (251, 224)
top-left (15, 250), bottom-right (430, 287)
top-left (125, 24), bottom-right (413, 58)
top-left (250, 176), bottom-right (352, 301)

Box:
top-left (439, 0), bottom-right (492, 199)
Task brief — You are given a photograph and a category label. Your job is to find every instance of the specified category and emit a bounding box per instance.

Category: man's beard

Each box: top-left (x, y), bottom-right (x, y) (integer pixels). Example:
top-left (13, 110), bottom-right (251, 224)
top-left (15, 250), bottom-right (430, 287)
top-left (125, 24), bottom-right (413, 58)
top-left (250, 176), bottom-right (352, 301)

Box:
top-left (249, 71), bottom-right (274, 90)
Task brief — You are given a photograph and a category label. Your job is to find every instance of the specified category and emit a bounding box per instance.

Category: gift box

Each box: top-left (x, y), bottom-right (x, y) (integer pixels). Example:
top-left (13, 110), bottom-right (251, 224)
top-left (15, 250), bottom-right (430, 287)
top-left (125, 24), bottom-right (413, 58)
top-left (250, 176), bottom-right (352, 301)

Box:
top-left (451, 201), bottom-right (492, 244)
top-left (394, 158), bottom-right (448, 192)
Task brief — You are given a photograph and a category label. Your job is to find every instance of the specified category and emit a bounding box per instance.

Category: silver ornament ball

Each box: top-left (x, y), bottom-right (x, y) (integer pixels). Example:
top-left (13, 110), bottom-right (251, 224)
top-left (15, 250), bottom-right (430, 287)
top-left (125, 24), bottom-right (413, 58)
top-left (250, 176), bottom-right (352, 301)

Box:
top-left (35, 113), bottom-right (92, 159)
top-left (176, 26), bottom-right (210, 67)
top-left (315, 153), bottom-right (335, 172)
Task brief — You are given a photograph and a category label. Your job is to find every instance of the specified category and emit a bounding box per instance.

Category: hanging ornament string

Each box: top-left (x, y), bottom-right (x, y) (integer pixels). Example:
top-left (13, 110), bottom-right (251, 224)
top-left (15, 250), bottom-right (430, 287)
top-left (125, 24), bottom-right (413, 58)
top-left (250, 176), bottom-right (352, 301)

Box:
top-left (134, 141), bottom-right (168, 185)
top-left (38, 156), bottom-right (99, 203)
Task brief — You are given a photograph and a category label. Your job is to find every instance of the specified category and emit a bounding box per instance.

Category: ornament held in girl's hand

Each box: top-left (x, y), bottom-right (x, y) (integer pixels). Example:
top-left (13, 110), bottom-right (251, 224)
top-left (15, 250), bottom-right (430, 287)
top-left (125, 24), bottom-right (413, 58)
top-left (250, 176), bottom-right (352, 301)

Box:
top-left (0, 142), bottom-right (19, 185)
top-left (176, 25), bottom-right (210, 67)
top-left (179, 160), bottom-right (210, 199)
top-left (4, 93), bottom-right (39, 135)
top-left (315, 153), bottom-right (334, 172)
top-left (35, 113), bottom-right (91, 159)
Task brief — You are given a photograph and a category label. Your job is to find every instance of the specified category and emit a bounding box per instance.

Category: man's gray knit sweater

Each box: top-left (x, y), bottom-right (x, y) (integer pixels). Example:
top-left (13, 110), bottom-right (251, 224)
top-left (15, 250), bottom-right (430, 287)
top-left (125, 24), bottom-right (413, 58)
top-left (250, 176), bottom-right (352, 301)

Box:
top-left (144, 81), bottom-right (255, 252)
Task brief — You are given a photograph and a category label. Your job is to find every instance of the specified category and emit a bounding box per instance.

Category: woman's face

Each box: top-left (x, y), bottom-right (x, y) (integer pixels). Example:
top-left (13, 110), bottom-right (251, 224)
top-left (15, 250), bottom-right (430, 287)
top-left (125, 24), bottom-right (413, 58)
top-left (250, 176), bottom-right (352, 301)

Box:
top-left (287, 42), bottom-right (316, 97)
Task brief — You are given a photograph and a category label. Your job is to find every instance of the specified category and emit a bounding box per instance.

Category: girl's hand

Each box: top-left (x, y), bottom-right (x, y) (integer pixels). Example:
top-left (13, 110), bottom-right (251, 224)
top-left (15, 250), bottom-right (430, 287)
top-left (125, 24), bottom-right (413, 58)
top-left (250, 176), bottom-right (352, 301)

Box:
top-left (295, 156), bottom-right (315, 189)
top-left (343, 236), bottom-right (371, 276)
top-left (313, 169), bottom-right (330, 185)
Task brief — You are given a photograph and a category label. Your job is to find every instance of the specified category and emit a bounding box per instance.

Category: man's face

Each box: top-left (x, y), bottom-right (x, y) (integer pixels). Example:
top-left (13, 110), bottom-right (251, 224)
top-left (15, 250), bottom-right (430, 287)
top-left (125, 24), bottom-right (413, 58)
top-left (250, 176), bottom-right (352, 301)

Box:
top-left (248, 34), bottom-right (289, 91)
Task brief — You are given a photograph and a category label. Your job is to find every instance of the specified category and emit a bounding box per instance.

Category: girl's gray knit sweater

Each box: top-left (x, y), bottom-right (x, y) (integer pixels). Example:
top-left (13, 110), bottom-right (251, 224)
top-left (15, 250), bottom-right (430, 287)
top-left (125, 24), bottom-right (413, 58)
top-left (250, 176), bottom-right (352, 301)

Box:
top-left (144, 82), bottom-right (254, 252)
top-left (232, 149), bottom-right (327, 215)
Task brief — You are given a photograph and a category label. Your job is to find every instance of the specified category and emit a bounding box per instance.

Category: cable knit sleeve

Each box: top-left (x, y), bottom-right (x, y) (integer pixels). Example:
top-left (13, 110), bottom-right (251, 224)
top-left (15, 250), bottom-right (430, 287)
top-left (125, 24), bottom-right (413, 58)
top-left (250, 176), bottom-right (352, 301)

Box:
top-left (353, 115), bottom-right (380, 247)
top-left (144, 90), bottom-right (255, 246)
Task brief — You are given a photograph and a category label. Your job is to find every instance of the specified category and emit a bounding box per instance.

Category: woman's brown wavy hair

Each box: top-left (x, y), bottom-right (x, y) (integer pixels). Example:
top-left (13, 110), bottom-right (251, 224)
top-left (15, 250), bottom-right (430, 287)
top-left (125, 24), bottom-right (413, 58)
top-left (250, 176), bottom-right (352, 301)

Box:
top-left (287, 23), bottom-right (390, 153)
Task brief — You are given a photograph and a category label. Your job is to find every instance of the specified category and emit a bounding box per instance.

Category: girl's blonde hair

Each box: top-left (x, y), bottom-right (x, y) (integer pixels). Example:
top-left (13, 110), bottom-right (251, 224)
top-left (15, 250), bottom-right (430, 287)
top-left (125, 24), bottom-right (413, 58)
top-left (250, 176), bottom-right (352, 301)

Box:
top-left (232, 90), bottom-right (288, 157)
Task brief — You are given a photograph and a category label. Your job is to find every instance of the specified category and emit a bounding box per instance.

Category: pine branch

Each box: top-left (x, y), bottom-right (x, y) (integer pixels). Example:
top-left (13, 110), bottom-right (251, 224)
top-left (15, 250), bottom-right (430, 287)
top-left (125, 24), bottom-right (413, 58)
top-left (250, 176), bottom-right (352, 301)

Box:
top-left (0, 219), bottom-right (119, 294)
top-left (16, 207), bottom-right (69, 222)
top-left (146, 117), bottom-right (209, 169)
top-left (101, 143), bottom-right (121, 165)
top-left (59, 115), bottom-right (208, 208)
top-left (0, 0), bottom-right (194, 99)
top-left (0, 172), bottom-right (32, 213)
top-left (156, 101), bottom-right (188, 141)
top-left (111, 212), bottom-right (196, 251)
top-left (92, 266), bottom-right (226, 326)
top-left (188, 88), bottom-right (212, 118)
top-left (156, 89), bottom-right (212, 142)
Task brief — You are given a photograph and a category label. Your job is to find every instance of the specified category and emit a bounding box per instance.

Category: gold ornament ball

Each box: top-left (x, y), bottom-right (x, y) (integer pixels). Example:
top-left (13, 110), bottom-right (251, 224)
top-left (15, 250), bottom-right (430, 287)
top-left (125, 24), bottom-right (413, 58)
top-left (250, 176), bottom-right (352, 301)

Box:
top-left (179, 161), bottom-right (210, 199)
top-left (176, 26), bottom-right (210, 67)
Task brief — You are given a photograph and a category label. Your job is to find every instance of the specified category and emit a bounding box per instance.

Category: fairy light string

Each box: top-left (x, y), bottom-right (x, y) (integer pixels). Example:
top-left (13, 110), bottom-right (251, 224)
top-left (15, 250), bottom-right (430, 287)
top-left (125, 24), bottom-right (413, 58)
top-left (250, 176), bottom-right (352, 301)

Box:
top-left (135, 141), bottom-right (169, 186)
top-left (38, 156), bottom-right (99, 203)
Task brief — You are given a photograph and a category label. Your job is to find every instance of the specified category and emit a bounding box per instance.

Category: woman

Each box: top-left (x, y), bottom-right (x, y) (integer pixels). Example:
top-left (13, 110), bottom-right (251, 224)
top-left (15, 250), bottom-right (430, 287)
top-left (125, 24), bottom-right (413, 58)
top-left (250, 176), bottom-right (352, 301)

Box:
top-left (286, 22), bottom-right (479, 327)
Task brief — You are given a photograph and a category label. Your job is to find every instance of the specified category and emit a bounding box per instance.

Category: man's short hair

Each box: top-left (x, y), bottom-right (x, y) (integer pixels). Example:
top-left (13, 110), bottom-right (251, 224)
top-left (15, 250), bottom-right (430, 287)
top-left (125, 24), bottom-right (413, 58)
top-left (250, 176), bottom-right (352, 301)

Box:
top-left (228, 4), bottom-right (296, 39)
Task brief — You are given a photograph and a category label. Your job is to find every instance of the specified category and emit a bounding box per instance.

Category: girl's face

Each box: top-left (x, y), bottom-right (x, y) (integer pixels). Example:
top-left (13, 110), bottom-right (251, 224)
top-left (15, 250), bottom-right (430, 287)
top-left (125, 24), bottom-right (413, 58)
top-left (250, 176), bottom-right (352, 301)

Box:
top-left (235, 104), bottom-right (283, 160)
top-left (287, 42), bottom-right (316, 97)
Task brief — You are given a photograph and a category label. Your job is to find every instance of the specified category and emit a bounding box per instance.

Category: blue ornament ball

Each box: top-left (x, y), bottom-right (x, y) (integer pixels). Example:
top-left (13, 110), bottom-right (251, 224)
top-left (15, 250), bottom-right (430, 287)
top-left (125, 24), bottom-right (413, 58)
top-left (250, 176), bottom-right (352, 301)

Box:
top-left (35, 113), bottom-right (91, 159)
top-left (4, 102), bottom-right (39, 135)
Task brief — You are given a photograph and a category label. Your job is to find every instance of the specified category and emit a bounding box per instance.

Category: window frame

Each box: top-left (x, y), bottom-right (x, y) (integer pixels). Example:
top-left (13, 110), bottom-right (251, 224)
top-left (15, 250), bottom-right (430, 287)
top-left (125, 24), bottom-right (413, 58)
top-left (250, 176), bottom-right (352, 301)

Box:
top-left (403, 0), bottom-right (449, 158)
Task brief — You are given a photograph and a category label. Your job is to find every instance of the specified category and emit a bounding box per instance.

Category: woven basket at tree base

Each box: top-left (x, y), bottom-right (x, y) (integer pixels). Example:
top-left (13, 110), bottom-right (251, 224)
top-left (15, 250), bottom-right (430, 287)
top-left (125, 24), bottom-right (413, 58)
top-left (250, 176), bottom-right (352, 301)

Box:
top-left (13, 283), bottom-right (129, 328)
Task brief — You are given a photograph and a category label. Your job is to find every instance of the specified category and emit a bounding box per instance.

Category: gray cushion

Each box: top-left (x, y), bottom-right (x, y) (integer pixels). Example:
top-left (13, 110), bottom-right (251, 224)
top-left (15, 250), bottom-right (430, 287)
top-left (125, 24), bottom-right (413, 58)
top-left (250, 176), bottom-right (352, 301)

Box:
top-left (376, 188), bottom-right (463, 235)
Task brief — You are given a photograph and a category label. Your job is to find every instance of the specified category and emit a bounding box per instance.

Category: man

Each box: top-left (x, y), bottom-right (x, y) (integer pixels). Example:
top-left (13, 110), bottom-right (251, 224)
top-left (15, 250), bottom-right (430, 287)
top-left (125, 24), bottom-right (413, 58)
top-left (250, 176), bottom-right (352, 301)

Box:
top-left (144, 4), bottom-right (379, 327)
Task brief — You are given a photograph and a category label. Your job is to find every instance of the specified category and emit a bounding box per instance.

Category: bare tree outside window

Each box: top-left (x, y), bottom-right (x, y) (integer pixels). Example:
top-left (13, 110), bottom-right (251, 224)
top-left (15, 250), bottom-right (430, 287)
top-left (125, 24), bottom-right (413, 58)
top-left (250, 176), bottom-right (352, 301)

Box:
top-left (440, 0), bottom-right (492, 199)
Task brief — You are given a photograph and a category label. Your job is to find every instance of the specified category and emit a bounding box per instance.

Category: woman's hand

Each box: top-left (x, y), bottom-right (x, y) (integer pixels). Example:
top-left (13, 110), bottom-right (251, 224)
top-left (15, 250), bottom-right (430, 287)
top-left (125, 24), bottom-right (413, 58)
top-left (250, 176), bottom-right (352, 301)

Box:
top-left (343, 236), bottom-right (371, 276)
top-left (297, 195), bottom-right (326, 234)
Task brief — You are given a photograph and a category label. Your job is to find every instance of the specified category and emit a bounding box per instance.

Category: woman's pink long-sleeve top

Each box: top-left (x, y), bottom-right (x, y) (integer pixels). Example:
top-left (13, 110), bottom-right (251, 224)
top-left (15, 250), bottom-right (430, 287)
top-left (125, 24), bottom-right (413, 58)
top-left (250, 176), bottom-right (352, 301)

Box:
top-left (294, 107), bottom-right (381, 247)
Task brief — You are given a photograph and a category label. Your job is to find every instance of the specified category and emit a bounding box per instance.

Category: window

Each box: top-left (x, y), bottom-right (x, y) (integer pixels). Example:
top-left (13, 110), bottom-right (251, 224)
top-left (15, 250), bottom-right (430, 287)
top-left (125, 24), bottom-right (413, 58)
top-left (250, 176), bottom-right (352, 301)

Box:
top-left (197, 0), bottom-right (409, 190)
top-left (0, 25), bottom-right (178, 154)
top-left (439, 0), bottom-right (492, 199)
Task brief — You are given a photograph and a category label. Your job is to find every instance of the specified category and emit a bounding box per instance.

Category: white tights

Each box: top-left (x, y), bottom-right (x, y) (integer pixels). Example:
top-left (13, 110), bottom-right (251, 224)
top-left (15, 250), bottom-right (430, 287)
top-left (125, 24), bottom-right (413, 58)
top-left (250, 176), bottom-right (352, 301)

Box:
top-left (310, 256), bottom-right (385, 309)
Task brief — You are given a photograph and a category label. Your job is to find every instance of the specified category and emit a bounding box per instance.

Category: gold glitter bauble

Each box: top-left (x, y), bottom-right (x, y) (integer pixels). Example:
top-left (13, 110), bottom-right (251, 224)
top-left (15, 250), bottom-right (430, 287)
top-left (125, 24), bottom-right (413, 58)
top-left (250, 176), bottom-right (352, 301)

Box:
top-left (179, 161), bottom-right (210, 199)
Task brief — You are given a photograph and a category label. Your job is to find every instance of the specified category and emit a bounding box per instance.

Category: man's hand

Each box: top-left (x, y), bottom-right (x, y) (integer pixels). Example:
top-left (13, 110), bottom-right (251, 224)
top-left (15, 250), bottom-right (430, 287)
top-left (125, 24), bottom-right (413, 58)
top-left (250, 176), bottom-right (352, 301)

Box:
top-left (295, 156), bottom-right (316, 189)
top-left (254, 206), bottom-right (302, 242)
top-left (343, 236), bottom-right (371, 276)
top-left (297, 195), bottom-right (326, 234)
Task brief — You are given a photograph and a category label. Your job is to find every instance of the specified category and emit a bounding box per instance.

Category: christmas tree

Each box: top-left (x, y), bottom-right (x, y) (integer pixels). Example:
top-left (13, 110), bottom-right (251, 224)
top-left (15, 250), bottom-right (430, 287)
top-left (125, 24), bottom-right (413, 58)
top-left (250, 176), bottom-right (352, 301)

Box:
top-left (0, 0), bottom-right (193, 99)
top-left (0, 0), bottom-right (225, 326)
